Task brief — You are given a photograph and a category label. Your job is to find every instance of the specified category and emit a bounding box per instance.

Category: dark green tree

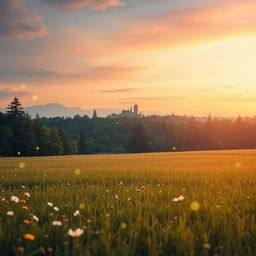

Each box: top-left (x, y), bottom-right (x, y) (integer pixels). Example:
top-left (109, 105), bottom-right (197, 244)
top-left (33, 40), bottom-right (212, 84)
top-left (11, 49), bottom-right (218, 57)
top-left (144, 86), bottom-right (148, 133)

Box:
top-left (127, 122), bottom-right (148, 153)
top-left (78, 130), bottom-right (87, 154)
top-left (6, 97), bottom-right (36, 156)
top-left (58, 128), bottom-right (74, 155)
top-left (0, 125), bottom-right (12, 155)
top-left (92, 110), bottom-right (98, 119)
top-left (44, 129), bottom-right (63, 155)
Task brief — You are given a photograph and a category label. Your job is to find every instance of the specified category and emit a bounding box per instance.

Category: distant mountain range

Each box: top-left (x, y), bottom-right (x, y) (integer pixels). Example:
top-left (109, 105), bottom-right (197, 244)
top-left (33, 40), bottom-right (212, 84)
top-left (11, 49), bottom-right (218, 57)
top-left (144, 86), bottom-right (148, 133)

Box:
top-left (22, 103), bottom-right (121, 118)
top-left (0, 103), bottom-right (161, 118)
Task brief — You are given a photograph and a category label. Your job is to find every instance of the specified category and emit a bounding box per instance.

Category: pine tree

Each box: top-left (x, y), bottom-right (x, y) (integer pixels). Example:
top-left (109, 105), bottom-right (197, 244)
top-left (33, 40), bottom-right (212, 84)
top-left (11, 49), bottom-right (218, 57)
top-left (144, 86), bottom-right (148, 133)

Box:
top-left (127, 122), bottom-right (148, 153)
top-left (58, 128), bottom-right (74, 155)
top-left (92, 110), bottom-right (97, 119)
top-left (6, 97), bottom-right (25, 119)
top-left (6, 97), bottom-right (36, 156)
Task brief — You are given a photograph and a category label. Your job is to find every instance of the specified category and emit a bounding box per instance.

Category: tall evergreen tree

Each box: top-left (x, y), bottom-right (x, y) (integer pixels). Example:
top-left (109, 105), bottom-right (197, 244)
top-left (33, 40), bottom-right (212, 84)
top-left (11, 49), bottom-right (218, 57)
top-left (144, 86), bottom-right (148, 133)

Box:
top-left (58, 128), bottom-right (74, 155)
top-left (44, 129), bottom-right (63, 155)
top-left (92, 110), bottom-right (98, 119)
top-left (127, 122), bottom-right (148, 153)
top-left (6, 97), bottom-right (36, 156)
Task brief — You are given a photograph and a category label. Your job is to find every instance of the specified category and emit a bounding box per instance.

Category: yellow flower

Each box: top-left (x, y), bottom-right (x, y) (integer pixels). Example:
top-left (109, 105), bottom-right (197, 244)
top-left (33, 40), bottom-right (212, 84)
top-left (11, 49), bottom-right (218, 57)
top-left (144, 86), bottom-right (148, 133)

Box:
top-left (121, 222), bottom-right (127, 229)
top-left (23, 219), bottom-right (30, 225)
top-left (24, 233), bottom-right (35, 241)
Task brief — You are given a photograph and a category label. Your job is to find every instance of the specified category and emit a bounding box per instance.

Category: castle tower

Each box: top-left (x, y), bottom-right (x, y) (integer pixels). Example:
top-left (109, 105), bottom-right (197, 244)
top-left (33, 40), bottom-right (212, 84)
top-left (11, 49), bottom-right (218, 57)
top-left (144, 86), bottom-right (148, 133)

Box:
top-left (134, 104), bottom-right (138, 115)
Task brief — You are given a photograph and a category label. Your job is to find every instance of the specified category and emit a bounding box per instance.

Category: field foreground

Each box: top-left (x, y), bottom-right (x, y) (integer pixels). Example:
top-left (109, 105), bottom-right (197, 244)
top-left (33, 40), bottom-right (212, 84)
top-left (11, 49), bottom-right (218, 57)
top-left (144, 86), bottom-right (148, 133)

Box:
top-left (0, 150), bottom-right (256, 256)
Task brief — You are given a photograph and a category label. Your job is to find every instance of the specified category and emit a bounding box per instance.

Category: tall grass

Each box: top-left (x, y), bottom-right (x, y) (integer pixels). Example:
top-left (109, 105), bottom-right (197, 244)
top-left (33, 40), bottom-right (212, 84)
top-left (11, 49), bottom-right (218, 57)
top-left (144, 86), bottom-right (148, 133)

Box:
top-left (0, 150), bottom-right (256, 255)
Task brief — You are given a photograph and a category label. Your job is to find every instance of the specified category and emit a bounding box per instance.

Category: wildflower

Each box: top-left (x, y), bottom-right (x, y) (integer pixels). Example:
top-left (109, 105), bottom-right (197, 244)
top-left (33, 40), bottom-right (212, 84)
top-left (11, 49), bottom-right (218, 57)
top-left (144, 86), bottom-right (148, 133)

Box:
top-left (105, 213), bottom-right (110, 217)
top-left (23, 219), bottom-right (30, 224)
top-left (74, 210), bottom-right (80, 217)
top-left (11, 196), bottom-right (19, 203)
top-left (17, 247), bottom-right (25, 253)
top-left (53, 206), bottom-right (59, 211)
top-left (203, 243), bottom-right (211, 250)
top-left (86, 219), bottom-right (91, 223)
top-left (47, 202), bottom-right (53, 207)
top-left (24, 233), bottom-right (35, 241)
top-left (121, 222), bottom-right (127, 229)
top-left (24, 192), bottom-right (30, 198)
top-left (115, 194), bottom-right (119, 199)
top-left (136, 188), bottom-right (141, 193)
top-left (0, 196), bottom-right (5, 200)
top-left (172, 195), bottom-right (185, 202)
top-left (141, 186), bottom-right (146, 190)
top-left (52, 221), bottom-right (62, 226)
top-left (32, 215), bottom-right (39, 222)
top-left (67, 228), bottom-right (84, 238)
top-left (22, 205), bottom-right (29, 211)
top-left (7, 211), bottom-right (14, 216)
top-left (20, 199), bottom-right (26, 204)
top-left (79, 203), bottom-right (85, 209)
top-left (22, 186), bottom-right (26, 189)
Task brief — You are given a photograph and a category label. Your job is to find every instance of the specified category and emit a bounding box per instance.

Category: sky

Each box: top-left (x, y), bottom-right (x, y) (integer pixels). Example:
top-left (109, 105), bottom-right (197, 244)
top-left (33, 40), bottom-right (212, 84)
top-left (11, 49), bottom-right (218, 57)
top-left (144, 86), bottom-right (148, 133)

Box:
top-left (1, 0), bottom-right (256, 116)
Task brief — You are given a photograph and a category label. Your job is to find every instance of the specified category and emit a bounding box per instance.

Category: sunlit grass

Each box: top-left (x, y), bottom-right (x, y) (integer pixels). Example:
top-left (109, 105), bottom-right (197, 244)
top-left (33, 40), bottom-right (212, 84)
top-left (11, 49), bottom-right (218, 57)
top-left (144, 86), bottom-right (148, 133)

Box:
top-left (0, 150), bottom-right (256, 255)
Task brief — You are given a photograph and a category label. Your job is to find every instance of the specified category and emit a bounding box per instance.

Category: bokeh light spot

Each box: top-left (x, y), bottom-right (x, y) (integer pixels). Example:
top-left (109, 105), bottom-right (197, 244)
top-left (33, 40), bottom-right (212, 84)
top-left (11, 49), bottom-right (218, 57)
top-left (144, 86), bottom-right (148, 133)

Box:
top-left (74, 169), bottom-right (81, 175)
top-left (79, 203), bottom-right (85, 209)
top-left (32, 95), bottom-right (38, 101)
top-left (19, 162), bottom-right (26, 169)
top-left (190, 201), bottom-right (200, 211)
top-left (235, 162), bottom-right (241, 168)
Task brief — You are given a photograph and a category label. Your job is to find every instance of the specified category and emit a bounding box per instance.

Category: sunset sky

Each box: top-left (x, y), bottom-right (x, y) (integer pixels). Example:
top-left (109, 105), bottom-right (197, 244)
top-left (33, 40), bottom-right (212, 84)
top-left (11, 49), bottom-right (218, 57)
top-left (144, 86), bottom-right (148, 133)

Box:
top-left (1, 0), bottom-right (256, 116)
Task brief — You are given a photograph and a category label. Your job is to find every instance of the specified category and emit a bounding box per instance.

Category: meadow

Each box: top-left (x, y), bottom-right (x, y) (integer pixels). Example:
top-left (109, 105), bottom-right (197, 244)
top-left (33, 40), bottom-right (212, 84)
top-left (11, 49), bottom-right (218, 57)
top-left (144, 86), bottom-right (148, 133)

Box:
top-left (0, 150), bottom-right (256, 256)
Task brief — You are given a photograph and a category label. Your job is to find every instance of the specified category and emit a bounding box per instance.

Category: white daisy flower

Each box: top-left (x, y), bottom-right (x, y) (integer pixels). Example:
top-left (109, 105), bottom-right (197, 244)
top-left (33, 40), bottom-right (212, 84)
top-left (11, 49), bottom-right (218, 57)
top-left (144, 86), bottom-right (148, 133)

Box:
top-left (73, 210), bottom-right (80, 217)
top-left (67, 228), bottom-right (84, 238)
top-left (172, 195), bottom-right (185, 203)
top-left (32, 215), bottom-right (39, 222)
top-left (52, 221), bottom-right (62, 226)
top-left (11, 196), bottom-right (19, 203)
top-left (6, 211), bottom-right (14, 216)
top-left (24, 192), bottom-right (30, 198)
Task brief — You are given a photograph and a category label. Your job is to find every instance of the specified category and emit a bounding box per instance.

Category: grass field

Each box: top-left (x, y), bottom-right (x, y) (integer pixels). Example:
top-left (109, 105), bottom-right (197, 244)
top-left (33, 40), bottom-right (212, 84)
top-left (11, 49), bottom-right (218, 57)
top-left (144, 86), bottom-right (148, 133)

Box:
top-left (0, 150), bottom-right (256, 256)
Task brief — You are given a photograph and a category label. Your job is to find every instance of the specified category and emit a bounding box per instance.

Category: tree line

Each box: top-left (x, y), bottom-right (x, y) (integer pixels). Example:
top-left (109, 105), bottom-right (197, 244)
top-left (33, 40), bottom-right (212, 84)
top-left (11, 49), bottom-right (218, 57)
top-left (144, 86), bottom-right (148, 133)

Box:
top-left (1, 97), bottom-right (256, 156)
top-left (0, 98), bottom-right (75, 156)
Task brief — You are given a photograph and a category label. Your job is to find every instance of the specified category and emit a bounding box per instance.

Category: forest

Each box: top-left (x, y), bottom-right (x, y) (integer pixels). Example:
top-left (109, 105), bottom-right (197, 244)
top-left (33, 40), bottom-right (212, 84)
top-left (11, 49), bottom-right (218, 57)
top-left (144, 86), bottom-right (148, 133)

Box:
top-left (1, 97), bottom-right (256, 156)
